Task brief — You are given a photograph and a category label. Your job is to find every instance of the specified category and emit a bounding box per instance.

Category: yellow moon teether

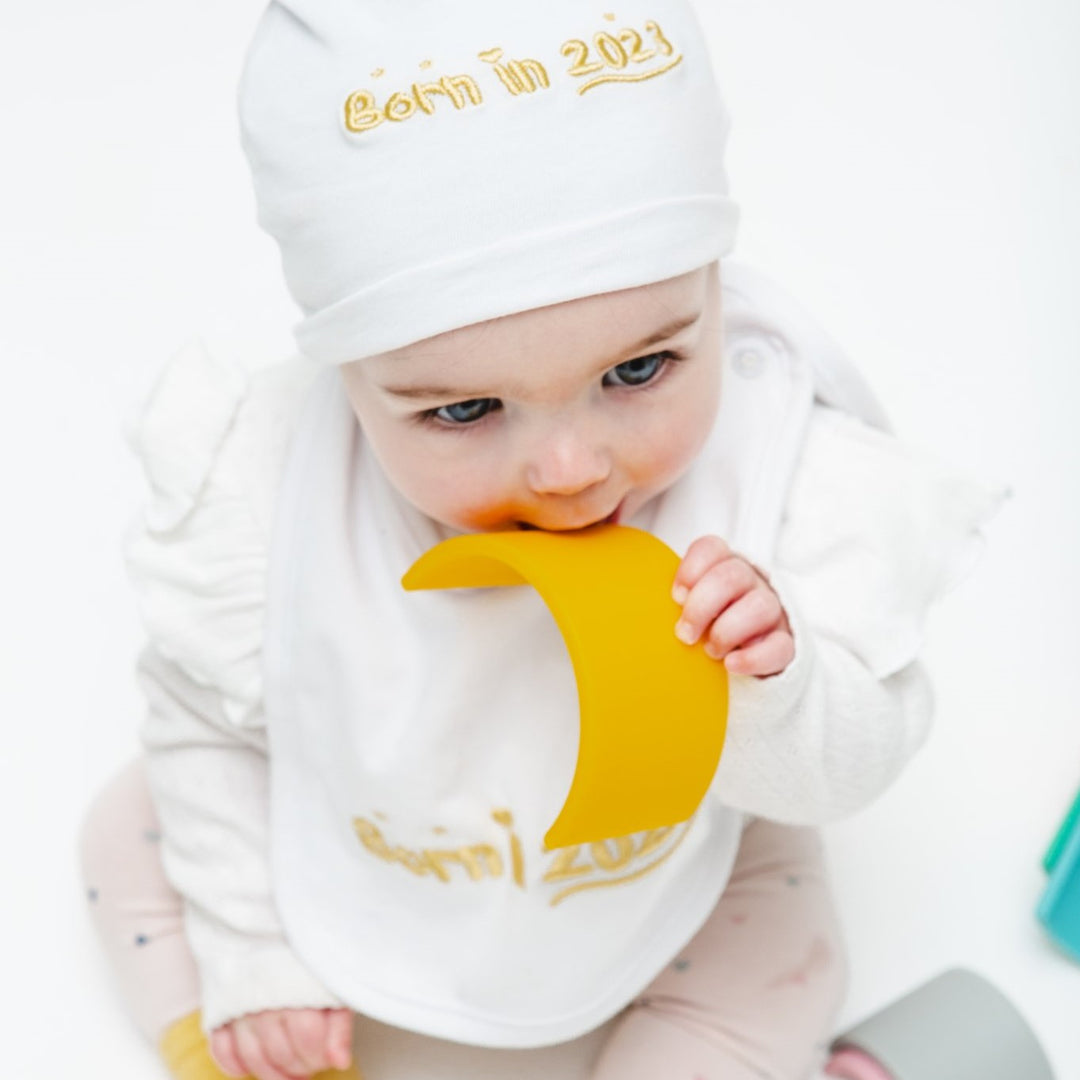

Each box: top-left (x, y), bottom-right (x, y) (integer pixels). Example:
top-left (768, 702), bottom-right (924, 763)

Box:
top-left (402, 525), bottom-right (728, 849)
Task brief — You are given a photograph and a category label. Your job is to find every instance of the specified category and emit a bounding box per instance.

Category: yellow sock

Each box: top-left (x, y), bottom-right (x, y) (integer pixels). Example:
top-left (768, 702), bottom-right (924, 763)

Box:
top-left (160, 1011), bottom-right (364, 1080)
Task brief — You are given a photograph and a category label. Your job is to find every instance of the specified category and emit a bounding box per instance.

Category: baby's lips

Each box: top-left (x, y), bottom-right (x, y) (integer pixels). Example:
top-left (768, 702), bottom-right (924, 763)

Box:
top-left (515, 499), bottom-right (623, 532)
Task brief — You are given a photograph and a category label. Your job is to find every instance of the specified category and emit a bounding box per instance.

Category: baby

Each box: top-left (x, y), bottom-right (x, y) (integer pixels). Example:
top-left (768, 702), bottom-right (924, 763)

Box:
top-left (80, 1), bottom-right (998, 1079)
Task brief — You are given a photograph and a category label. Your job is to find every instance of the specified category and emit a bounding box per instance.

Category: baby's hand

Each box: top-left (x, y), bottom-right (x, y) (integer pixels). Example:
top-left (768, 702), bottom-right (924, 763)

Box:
top-left (672, 536), bottom-right (794, 677)
top-left (210, 1008), bottom-right (354, 1080)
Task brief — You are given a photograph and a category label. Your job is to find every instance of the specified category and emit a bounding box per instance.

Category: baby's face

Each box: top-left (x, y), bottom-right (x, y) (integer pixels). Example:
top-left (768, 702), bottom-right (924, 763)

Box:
top-left (340, 263), bottom-right (722, 533)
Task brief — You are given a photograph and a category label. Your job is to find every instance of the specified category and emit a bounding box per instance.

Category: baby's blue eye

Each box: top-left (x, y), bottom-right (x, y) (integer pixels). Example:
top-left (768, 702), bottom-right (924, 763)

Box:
top-left (603, 352), bottom-right (668, 388)
top-left (434, 398), bottom-right (499, 424)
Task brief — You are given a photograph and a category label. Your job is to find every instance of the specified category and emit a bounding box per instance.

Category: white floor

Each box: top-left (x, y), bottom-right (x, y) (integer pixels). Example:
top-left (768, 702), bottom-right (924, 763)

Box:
top-left (3, 1), bottom-right (1078, 1077)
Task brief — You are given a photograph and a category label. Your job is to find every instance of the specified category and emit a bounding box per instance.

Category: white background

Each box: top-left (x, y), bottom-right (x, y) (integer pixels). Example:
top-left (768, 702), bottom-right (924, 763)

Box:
top-left (2, 1), bottom-right (1078, 1077)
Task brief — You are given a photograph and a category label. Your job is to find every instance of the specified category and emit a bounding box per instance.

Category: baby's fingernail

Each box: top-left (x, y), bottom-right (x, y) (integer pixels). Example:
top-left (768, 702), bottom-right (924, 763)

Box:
top-left (704, 642), bottom-right (722, 660)
top-left (672, 583), bottom-right (688, 604)
top-left (675, 620), bottom-right (696, 644)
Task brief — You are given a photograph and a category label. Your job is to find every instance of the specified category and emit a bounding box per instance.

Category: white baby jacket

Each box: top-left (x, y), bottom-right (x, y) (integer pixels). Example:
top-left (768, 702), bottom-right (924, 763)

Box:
top-left (126, 264), bottom-right (999, 1039)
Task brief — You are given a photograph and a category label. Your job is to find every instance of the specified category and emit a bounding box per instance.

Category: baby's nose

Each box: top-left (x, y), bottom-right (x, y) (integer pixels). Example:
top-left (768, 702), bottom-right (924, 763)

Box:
top-left (525, 429), bottom-right (612, 496)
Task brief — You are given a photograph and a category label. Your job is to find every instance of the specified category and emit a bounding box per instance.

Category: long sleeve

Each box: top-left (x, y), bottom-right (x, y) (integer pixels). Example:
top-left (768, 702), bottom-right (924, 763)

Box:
top-left (712, 404), bottom-right (1004, 825)
top-left (714, 588), bottom-right (934, 824)
top-left (137, 648), bottom-right (342, 1029)
top-left (125, 342), bottom-right (336, 1031)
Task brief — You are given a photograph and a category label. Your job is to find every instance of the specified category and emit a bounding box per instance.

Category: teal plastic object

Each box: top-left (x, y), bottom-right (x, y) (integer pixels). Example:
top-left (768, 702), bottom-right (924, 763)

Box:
top-left (1037, 786), bottom-right (1080, 962)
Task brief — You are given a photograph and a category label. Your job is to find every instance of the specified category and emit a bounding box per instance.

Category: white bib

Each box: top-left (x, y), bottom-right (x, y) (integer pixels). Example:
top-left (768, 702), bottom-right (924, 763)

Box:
top-left (262, 266), bottom-right (856, 1046)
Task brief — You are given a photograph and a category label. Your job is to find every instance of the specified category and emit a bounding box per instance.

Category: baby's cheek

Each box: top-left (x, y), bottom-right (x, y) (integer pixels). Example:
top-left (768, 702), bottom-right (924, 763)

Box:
top-left (453, 494), bottom-right (521, 533)
top-left (397, 466), bottom-right (511, 532)
top-left (634, 404), bottom-right (715, 493)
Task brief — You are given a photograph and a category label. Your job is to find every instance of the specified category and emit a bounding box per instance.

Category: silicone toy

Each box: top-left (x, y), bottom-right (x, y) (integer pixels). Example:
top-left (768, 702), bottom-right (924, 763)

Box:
top-left (1037, 785), bottom-right (1080, 961)
top-left (402, 524), bottom-right (729, 849)
top-left (826, 969), bottom-right (1054, 1080)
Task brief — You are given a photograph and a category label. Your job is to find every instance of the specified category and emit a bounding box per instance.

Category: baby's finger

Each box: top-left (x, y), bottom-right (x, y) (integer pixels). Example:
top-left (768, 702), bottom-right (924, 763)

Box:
top-left (209, 1027), bottom-right (247, 1078)
top-left (234, 1021), bottom-right (308, 1080)
top-left (325, 1010), bottom-right (355, 1070)
top-left (283, 1010), bottom-right (332, 1073)
top-left (723, 628), bottom-right (795, 677)
top-left (258, 1015), bottom-right (310, 1077)
top-left (672, 535), bottom-right (730, 603)
top-left (702, 587), bottom-right (783, 660)
top-left (675, 557), bottom-right (756, 644)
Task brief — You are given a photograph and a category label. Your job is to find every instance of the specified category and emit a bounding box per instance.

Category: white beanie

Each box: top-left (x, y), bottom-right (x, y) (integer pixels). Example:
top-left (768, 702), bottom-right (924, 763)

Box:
top-left (239, 0), bottom-right (739, 364)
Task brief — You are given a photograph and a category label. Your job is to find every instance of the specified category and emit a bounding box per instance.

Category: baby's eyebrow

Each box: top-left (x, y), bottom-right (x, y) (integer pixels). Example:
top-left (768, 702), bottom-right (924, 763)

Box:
top-left (381, 382), bottom-right (477, 401)
top-left (380, 311), bottom-right (701, 400)
top-left (627, 312), bottom-right (701, 354)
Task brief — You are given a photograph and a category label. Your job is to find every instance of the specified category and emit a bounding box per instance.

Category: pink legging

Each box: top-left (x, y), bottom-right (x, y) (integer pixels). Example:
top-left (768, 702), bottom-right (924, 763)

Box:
top-left (80, 759), bottom-right (848, 1079)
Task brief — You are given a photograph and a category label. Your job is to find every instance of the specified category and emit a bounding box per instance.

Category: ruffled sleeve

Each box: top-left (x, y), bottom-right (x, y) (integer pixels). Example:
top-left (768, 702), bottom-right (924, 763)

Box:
top-left (125, 341), bottom-right (268, 730)
top-left (714, 404), bottom-right (1005, 825)
top-left (775, 405), bottom-right (1006, 679)
top-left (124, 341), bottom-right (340, 1029)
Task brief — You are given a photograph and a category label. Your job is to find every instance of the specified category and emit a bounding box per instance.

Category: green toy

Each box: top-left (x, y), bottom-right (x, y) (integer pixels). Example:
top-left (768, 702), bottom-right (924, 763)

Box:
top-left (1037, 785), bottom-right (1080, 961)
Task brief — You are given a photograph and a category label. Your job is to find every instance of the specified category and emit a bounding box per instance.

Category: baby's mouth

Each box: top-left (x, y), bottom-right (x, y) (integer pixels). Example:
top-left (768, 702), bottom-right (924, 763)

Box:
top-left (516, 504), bottom-right (622, 532)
